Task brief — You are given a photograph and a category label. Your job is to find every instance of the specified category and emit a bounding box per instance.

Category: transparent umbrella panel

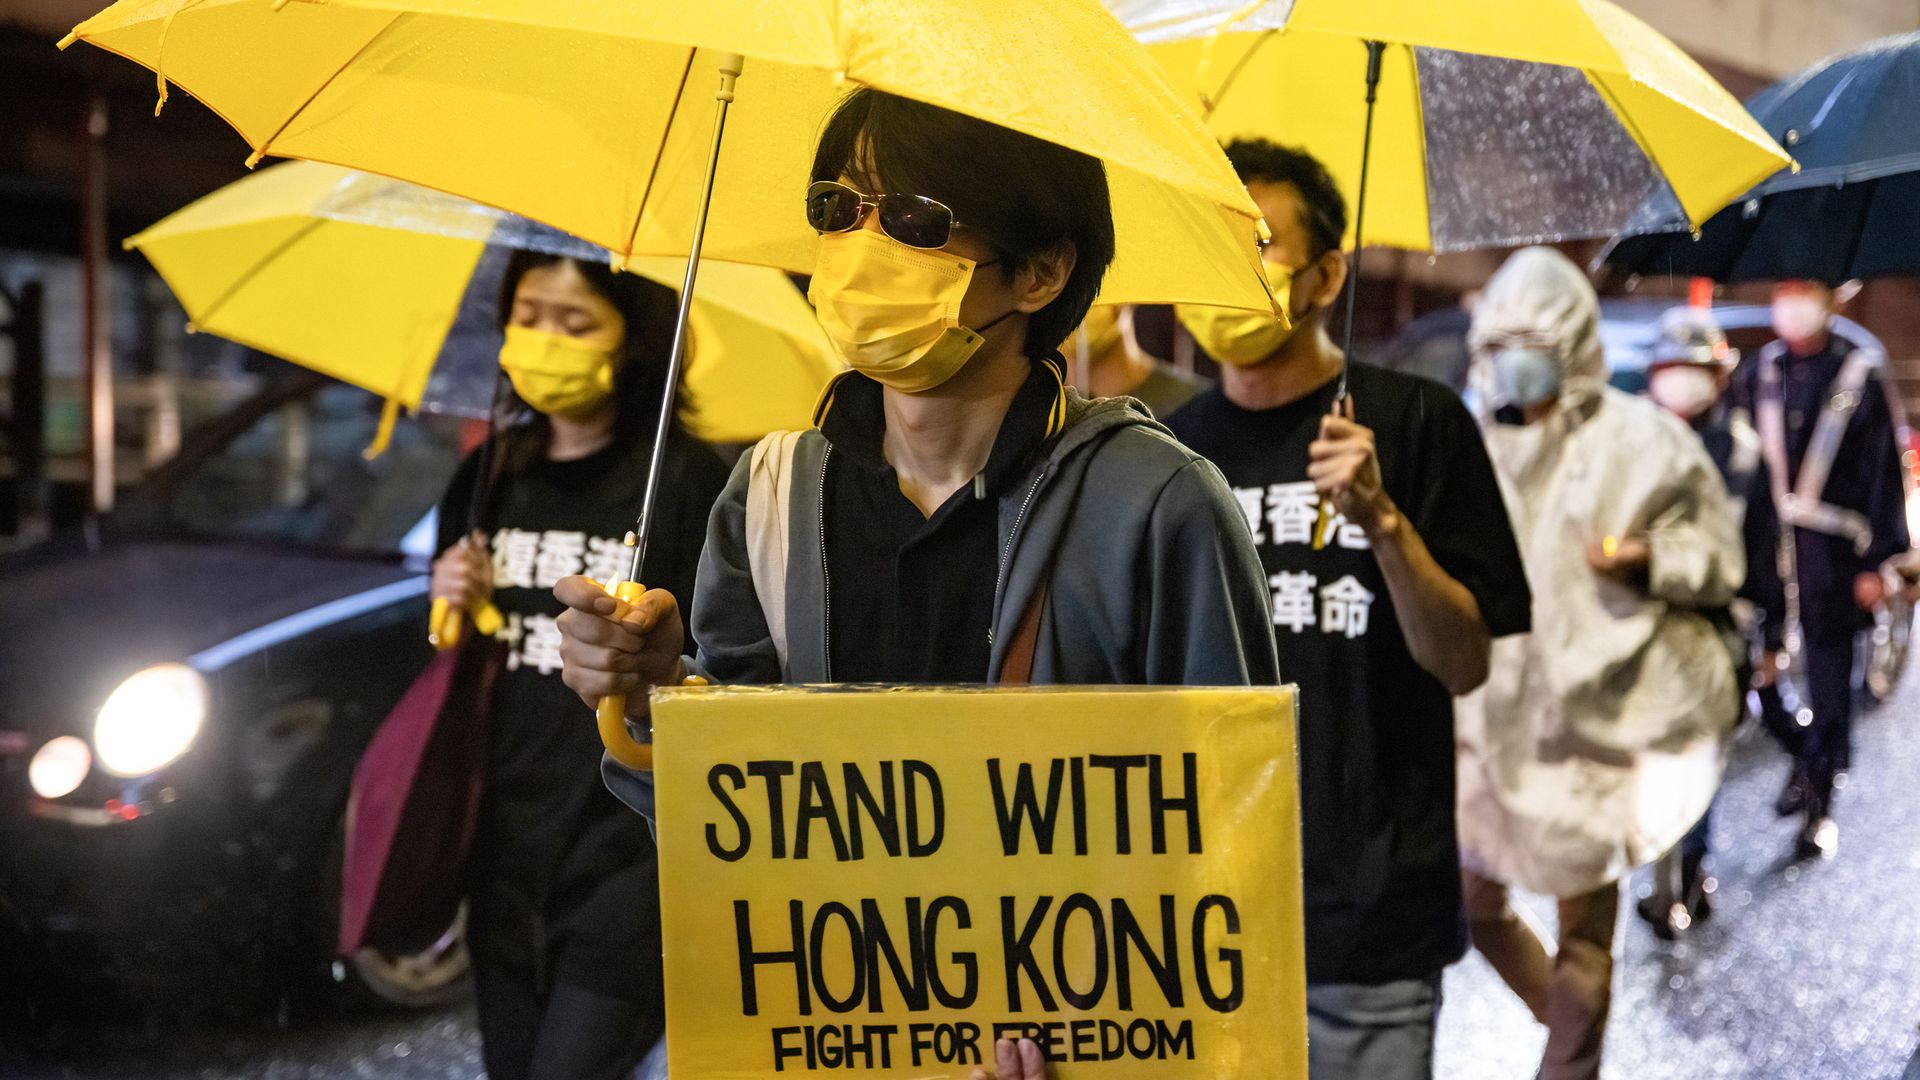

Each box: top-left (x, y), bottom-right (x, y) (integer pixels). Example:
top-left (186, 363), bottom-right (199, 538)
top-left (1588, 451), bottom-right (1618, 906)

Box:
top-left (1415, 48), bottom-right (1686, 252)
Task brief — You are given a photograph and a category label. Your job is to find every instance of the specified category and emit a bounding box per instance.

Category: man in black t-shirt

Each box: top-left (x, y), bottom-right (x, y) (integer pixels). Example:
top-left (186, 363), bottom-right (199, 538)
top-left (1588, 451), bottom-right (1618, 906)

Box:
top-left (1167, 142), bottom-right (1530, 1080)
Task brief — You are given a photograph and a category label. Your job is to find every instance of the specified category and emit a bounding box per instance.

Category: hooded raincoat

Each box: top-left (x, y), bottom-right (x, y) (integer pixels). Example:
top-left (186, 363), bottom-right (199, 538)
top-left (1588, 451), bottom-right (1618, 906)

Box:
top-left (1457, 248), bottom-right (1744, 897)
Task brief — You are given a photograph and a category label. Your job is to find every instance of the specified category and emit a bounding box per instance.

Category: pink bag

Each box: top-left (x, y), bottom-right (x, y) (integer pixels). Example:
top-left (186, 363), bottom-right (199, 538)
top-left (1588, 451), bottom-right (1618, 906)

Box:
top-left (338, 638), bottom-right (500, 956)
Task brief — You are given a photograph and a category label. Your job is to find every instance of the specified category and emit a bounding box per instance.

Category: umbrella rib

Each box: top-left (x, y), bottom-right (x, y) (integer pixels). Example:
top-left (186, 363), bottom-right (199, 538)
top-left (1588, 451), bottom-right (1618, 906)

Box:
top-left (621, 47), bottom-right (700, 260)
top-left (1404, 46), bottom-right (1435, 249)
top-left (243, 13), bottom-right (408, 168)
top-left (1204, 29), bottom-right (1281, 117)
top-left (1584, 72), bottom-right (1669, 216)
top-left (187, 217), bottom-right (331, 330)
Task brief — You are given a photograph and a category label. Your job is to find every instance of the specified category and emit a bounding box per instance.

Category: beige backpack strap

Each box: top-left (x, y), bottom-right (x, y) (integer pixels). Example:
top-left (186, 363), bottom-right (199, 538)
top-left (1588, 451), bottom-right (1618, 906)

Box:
top-left (745, 431), bottom-right (804, 670)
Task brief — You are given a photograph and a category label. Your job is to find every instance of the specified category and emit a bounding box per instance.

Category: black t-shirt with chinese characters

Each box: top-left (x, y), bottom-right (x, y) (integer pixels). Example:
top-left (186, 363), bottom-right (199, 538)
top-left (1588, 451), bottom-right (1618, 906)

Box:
top-left (1166, 361), bottom-right (1530, 986)
top-left (435, 427), bottom-right (729, 994)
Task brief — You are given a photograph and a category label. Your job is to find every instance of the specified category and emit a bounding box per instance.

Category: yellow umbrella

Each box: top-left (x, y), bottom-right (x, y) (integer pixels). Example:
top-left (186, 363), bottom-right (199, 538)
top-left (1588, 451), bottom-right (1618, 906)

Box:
top-left (127, 160), bottom-right (842, 446)
top-left (65, 0), bottom-right (1282, 769)
top-left (61, 0), bottom-right (1276, 314)
top-left (131, 159), bottom-right (843, 650)
top-left (1113, 0), bottom-right (1793, 252)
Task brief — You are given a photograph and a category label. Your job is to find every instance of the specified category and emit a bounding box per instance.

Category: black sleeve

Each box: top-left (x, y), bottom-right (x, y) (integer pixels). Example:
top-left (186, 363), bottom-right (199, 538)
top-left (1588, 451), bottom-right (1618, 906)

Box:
top-left (1739, 458), bottom-right (1788, 651)
top-left (434, 447), bottom-right (485, 556)
top-left (1403, 383), bottom-right (1532, 638)
top-left (1858, 370), bottom-right (1912, 569)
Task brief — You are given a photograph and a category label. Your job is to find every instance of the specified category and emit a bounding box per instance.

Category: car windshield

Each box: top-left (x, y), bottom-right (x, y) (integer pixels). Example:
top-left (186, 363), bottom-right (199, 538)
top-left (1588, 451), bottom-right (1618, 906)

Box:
top-left (121, 379), bottom-right (468, 555)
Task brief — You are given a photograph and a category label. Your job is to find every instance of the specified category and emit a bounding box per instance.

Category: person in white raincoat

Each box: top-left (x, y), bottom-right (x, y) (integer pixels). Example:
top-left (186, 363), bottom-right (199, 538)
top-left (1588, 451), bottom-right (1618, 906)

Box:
top-left (1456, 248), bottom-right (1745, 1080)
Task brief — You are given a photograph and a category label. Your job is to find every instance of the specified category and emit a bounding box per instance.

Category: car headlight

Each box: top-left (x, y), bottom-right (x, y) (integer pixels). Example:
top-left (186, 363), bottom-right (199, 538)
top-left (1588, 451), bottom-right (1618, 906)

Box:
top-left (93, 663), bottom-right (208, 777)
top-left (29, 736), bottom-right (92, 799)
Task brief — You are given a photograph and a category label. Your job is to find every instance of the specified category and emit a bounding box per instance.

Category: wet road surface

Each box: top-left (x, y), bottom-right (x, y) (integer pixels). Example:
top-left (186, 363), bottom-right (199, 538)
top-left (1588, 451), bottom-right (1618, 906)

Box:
top-left (5, 665), bottom-right (1918, 1079)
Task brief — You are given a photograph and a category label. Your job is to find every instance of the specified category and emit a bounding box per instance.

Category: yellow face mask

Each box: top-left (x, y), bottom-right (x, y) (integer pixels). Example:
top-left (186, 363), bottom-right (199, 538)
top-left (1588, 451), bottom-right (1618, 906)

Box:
top-left (808, 229), bottom-right (998, 393)
top-left (498, 325), bottom-right (618, 419)
top-left (1174, 259), bottom-right (1297, 368)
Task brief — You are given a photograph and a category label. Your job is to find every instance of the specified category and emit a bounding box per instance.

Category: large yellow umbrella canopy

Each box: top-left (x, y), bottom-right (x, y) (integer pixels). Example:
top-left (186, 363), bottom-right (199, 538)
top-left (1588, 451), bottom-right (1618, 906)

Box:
top-left (64, 0), bottom-right (1279, 313)
top-left (1111, 0), bottom-right (1792, 251)
top-left (128, 160), bottom-right (842, 445)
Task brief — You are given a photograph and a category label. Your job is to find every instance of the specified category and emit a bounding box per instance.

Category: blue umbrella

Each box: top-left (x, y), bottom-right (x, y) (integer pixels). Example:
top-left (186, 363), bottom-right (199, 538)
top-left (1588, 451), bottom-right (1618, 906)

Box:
top-left (1604, 32), bottom-right (1920, 283)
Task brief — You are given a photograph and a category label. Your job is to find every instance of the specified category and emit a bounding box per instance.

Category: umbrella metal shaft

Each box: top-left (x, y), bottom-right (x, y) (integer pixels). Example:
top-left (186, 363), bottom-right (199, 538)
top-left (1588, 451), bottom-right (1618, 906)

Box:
top-left (626, 52), bottom-right (746, 585)
top-left (1336, 39), bottom-right (1386, 402)
top-left (1316, 39), bottom-right (1385, 551)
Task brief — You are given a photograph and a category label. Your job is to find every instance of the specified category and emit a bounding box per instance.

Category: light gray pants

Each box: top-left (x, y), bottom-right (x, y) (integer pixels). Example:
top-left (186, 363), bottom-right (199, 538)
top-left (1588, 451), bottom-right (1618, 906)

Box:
top-left (1306, 973), bottom-right (1443, 1080)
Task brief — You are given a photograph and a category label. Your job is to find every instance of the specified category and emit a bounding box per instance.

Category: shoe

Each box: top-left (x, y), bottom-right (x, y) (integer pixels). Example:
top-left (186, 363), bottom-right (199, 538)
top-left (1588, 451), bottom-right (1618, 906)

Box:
top-left (1775, 764), bottom-right (1811, 817)
top-left (1795, 814), bottom-right (1838, 859)
top-left (1794, 772), bottom-right (1838, 859)
top-left (1635, 859), bottom-right (1715, 939)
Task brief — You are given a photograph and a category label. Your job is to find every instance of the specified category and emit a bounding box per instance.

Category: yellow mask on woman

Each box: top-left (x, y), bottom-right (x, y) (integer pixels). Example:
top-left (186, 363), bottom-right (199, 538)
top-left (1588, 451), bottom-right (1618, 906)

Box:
top-left (1174, 259), bottom-right (1297, 367)
top-left (808, 229), bottom-right (997, 393)
top-left (498, 325), bottom-right (618, 418)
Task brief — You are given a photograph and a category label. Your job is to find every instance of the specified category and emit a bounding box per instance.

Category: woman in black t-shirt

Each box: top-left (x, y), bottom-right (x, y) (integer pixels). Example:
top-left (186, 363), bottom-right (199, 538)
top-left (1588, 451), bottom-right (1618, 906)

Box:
top-left (429, 251), bottom-right (728, 1080)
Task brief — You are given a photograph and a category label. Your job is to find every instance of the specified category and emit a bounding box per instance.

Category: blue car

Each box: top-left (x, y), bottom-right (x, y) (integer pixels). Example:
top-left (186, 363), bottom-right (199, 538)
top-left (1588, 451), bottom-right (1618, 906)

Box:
top-left (0, 372), bottom-right (473, 1014)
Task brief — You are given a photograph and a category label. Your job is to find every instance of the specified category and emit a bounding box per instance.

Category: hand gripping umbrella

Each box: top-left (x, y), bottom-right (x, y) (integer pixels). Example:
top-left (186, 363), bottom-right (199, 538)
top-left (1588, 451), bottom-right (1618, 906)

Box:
top-left (63, 0), bottom-right (1284, 770)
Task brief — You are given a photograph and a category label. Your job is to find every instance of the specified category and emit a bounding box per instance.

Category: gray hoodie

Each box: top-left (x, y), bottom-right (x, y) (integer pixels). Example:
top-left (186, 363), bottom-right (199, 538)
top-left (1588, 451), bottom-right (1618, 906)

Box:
top-left (604, 390), bottom-right (1279, 815)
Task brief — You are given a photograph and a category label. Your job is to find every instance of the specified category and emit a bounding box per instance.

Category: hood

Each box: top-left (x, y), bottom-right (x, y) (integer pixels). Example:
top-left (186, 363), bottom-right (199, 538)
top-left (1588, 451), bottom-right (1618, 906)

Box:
top-left (0, 540), bottom-right (414, 733)
top-left (1467, 246), bottom-right (1608, 419)
top-left (1049, 386), bottom-right (1165, 464)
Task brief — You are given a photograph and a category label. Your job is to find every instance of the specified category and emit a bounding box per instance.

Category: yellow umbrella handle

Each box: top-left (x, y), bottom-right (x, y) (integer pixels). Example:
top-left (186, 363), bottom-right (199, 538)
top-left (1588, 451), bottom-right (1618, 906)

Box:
top-left (470, 600), bottom-right (504, 637)
top-left (596, 579), bottom-right (654, 772)
top-left (429, 596), bottom-right (463, 650)
top-left (430, 597), bottom-right (503, 649)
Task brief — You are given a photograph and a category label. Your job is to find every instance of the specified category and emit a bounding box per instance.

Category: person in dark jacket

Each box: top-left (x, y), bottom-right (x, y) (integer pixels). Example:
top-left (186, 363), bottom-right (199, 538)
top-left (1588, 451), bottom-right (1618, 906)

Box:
top-left (429, 251), bottom-right (729, 1080)
top-left (550, 88), bottom-right (1278, 1080)
top-left (1730, 279), bottom-right (1911, 858)
top-left (1641, 306), bottom-right (1788, 934)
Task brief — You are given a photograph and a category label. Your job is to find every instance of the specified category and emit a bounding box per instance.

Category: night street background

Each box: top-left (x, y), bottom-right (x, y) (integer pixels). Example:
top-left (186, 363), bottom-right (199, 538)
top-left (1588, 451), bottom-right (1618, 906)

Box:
top-left (4, 663), bottom-right (1916, 1080)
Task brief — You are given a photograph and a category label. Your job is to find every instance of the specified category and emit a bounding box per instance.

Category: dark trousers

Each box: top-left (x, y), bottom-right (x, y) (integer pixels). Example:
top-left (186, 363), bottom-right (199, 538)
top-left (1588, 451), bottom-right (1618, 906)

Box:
top-left (473, 961), bottom-right (662, 1080)
top-left (1762, 634), bottom-right (1856, 775)
top-left (1677, 801), bottom-right (1713, 866)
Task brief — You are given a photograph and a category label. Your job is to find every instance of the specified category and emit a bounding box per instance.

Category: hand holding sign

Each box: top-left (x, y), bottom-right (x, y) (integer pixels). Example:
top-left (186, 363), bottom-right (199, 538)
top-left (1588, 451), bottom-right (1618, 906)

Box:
top-left (973, 1038), bottom-right (1047, 1080)
top-left (552, 573), bottom-right (685, 717)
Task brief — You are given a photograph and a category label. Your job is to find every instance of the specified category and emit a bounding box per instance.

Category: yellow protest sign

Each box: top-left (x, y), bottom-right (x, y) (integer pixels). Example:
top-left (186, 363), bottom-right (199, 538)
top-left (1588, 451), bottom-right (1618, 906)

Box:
top-left (651, 686), bottom-right (1305, 1079)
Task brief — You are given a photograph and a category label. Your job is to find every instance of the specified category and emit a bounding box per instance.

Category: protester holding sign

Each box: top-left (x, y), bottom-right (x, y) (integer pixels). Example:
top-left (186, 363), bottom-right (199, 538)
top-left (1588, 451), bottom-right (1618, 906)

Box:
top-left (431, 252), bottom-right (729, 1080)
top-left (553, 89), bottom-right (1280, 1078)
top-left (1165, 141), bottom-right (1530, 1080)
top-left (1459, 247), bottom-right (1743, 1080)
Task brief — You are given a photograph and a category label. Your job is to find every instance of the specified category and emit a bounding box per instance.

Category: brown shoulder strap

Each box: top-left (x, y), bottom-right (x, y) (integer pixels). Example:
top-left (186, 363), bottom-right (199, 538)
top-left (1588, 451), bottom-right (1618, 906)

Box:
top-left (998, 581), bottom-right (1049, 686)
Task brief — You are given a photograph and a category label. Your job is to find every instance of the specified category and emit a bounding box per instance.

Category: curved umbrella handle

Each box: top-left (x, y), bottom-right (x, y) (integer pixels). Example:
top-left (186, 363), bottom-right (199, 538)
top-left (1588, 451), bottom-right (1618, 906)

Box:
top-left (596, 578), bottom-right (654, 772)
top-left (429, 598), bottom-right (504, 649)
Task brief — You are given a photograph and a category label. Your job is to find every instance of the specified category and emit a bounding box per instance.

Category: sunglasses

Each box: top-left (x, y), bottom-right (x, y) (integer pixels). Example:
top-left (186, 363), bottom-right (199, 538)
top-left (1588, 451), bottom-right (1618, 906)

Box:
top-left (805, 181), bottom-right (963, 250)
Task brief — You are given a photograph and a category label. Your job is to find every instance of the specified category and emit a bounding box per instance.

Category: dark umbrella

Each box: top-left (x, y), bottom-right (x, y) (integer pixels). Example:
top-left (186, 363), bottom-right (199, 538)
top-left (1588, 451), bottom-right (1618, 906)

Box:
top-left (1605, 32), bottom-right (1920, 282)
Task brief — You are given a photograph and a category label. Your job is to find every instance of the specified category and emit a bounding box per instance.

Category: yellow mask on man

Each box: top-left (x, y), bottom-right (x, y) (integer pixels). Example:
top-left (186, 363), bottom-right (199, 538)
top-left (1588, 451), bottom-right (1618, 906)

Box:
top-left (808, 229), bottom-right (997, 393)
top-left (1175, 259), bottom-right (1297, 367)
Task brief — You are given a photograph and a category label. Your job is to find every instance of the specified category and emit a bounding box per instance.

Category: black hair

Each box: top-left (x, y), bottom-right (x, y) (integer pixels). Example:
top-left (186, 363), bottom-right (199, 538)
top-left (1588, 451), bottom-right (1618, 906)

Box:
top-left (1224, 139), bottom-right (1346, 258)
top-left (812, 87), bottom-right (1116, 356)
top-left (493, 250), bottom-right (685, 478)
